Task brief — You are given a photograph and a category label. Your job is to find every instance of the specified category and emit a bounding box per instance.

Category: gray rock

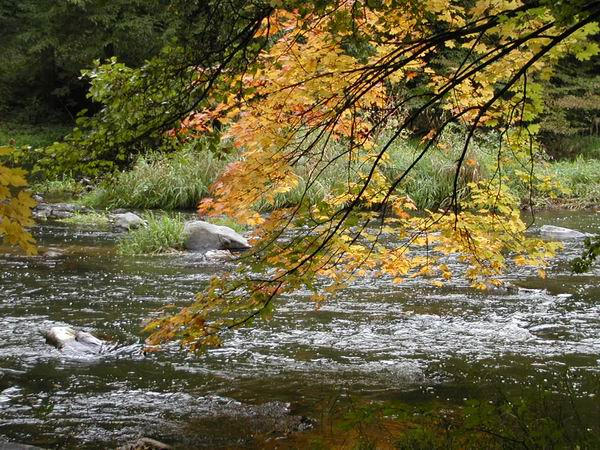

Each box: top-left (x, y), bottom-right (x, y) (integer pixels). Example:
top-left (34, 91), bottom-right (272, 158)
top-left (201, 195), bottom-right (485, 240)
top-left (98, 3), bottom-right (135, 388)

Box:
top-left (204, 249), bottom-right (233, 260)
top-left (50, 203), bottom-right (82, 212)
top-left (118, 438), bottom-right (172, 450)
top-left (43, 326), bottom-right (105, 355)
top-left (32, 202), bottom-right (89, 220)
top-left (43, 249), bottom-right (62, 258)
top-left (48, 210), bottom-right (73, 219)
top-left (0, 443), bottom-right (45, 450)
top-left (183, 220), bottom-right (250, 252)
top-left (539, 225), bottom-right (587, 239)
top-left (112, 212), bottom-right (146, 230)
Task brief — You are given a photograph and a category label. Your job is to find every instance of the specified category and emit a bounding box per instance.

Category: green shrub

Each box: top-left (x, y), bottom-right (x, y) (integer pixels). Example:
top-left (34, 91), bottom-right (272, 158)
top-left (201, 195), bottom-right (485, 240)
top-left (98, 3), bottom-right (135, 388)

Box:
top-left (81, 145), bottom-right (229, 210)
top-left (117, 213), bottom-right (185, 255)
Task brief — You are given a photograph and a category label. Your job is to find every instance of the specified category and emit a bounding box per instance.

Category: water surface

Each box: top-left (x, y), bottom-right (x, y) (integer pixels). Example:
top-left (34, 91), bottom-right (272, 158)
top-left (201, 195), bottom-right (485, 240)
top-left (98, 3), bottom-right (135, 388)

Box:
top-left (1, 212), bottom-right (599, 448)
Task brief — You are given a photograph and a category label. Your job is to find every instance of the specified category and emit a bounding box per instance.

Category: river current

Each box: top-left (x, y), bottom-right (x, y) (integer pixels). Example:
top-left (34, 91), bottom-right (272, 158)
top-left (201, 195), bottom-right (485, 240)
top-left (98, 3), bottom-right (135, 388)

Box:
top-left (1, 211), bottom-right (599, 448)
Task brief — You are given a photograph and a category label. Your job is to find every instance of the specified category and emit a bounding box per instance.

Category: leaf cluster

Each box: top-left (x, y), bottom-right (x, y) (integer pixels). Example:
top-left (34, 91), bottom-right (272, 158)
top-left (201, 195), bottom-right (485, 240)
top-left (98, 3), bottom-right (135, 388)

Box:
top-left (0, 146), bottom-right (36, 254)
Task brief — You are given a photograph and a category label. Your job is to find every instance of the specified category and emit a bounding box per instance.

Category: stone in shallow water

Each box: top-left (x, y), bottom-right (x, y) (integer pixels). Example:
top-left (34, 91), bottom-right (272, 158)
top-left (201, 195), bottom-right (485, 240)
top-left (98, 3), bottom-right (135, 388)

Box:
top-left (43, 326), bottom-right (105, 355)
top-left (117, 437), bottom-right (172, 450)
top-left (33, 202), bottom-right (89, 220)
top-left (183, 220), bottom-right (250, 252)
top-left (539, 224), bottom-right (587, 239)
top-left (112, 212), bottom-right (146, 230)
top-left (0, 443), bottom-right (45, 450)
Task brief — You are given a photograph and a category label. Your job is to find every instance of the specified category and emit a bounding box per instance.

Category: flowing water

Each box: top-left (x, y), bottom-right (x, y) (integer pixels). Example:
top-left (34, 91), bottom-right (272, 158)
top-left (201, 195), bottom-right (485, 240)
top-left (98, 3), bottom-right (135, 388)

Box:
top-left (1, 211), bottom-right (599, 448)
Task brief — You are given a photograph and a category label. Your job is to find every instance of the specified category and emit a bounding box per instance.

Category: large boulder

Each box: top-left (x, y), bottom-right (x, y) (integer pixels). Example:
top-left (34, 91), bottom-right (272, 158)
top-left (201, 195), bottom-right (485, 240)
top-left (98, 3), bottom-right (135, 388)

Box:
top-left (43, 326), bottom-right (105, 355)
top-left (183, 220), bottom-right (250, 252)
top-left (539, 225), bottom-right (587, 239)
top-left (112, 212), bottom-right (146, 230)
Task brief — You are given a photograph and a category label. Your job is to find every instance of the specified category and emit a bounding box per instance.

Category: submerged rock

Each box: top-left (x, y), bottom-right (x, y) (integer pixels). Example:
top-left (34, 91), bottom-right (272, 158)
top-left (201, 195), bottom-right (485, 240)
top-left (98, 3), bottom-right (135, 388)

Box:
top-left (118, 438), bottom-right (172, 450)
top-left (539, 225), bottom-right (587, 239)
top-left (33, 202), bottom-right (89, 220)
top-left (42, 249), bottom-right (63, 258)
top-left (183, 220), bottom-right (250, 253)
top-left (204, 249), bottom-right (233, 260)
top-left (0, 443), bottom-right (45, 450)
top-left (112, 212), bottom-right (146, 230)
top-left (43, 326), bottom-right (105, 355)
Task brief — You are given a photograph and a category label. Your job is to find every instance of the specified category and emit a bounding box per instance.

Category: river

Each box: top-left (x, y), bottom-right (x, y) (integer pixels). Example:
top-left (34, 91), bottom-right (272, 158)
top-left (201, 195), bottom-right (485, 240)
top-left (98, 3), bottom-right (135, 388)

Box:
top-left (1, 210), bottom-right (599, 448)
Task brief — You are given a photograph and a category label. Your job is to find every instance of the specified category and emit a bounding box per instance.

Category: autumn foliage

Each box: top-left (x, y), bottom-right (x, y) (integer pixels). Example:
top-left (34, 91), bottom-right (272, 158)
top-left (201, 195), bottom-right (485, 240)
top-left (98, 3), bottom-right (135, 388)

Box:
top-left (0, 147), bottom-right (36, 254)
top-left (140, 0), bottom-right (600, 350)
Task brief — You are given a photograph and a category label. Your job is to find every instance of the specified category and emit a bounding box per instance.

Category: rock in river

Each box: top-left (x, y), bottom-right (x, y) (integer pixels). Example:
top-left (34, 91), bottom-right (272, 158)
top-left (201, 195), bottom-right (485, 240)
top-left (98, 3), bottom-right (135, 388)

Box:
top-left (112, 212), bottom-right (146, 230)
top-left (33, 202), bottom-right (89, 220)
top-left (43, 326), bottom-right (105, 355)
top-left (0, 443), bottom-right (45, 450)
top-left (539, 225), bottom-right (587, 239)
top-left (183, 220), bottom-right (251, 252)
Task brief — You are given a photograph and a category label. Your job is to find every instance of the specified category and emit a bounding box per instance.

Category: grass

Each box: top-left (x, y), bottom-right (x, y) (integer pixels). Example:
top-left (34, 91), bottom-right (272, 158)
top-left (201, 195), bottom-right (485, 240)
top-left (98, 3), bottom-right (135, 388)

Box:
top-left (0, 121), bottom-right (70, 148)
top-left (205, 216), bottom-right (249, 234)
top-left (72, 127), bottom-right (600, 215)
top-left (381, 135), bottom-right (492, 210)
top-left (536, 157), bottom-right (600, 208)
top-left (81, 146), bottom-right (230, 211)
top-left (57, 211), bottom-right (110, 227)
top-left (32, 178), bottom-right (87, 200)
top-left (258, 130), bottom-right (492, 212)
top-left (117, 213), bottom-right (186, 255)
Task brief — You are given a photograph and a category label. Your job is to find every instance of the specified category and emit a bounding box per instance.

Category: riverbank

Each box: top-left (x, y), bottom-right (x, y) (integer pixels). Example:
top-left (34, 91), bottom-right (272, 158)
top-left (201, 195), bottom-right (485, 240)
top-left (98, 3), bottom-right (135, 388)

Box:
top-left (20, 133), bottom-right (600, 214)
top-left (3, 120), bottom-right (599, 213)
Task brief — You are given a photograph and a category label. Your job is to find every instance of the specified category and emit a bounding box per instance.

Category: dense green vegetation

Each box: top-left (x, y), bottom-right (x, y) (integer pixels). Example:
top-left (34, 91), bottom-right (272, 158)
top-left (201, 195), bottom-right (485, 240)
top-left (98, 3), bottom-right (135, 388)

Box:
top-left (80, 144), bottom-right (230, 210)
top-left (0, 0), bottom-right (172, 122)
top-left (16, 123), bottom-right (598, 212)
top-left (117, 213), bottom-right (186, 255)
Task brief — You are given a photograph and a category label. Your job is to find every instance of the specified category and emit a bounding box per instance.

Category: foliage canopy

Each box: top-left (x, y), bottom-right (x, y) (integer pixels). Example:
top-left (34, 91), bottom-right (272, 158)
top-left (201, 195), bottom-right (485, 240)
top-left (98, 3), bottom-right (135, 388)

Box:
top-left (137, 0), bottom-right (600, 349)
top-left (7, 0), bottom-right (600, 348)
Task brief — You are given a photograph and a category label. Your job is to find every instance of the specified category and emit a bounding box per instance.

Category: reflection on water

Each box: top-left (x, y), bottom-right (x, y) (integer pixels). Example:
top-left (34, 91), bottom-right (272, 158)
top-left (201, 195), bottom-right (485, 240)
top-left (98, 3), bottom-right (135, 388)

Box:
top-left (1, 213), bottom-right (599, 448)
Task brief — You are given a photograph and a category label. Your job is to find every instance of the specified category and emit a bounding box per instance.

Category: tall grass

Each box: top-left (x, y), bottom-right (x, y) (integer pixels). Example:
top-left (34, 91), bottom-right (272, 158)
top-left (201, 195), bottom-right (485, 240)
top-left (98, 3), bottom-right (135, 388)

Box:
top-left (82, 128), bottom-right (600, 214)
top-left (81, 146), bottom-right (229, 210)
top-left (260, 130), bottom-right (493, 211)
top-left (117, 213), bottom-right (186, 255)
top-left (538, 157), bottom-right (600, 208)
top-left (32, 178), bottom-right (87, 200)
top-left (380, 134), bottom-right (493, 210)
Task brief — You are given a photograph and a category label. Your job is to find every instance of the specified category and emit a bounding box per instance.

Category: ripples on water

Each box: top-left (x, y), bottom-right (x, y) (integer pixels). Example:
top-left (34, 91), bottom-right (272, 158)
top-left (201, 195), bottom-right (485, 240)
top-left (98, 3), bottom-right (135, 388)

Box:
top-left (1, 213), bottom-right (599, 447)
